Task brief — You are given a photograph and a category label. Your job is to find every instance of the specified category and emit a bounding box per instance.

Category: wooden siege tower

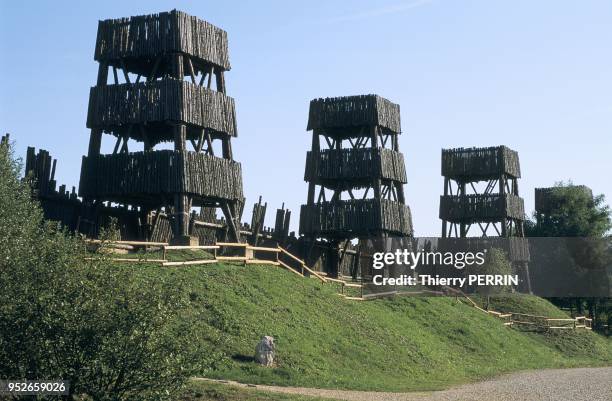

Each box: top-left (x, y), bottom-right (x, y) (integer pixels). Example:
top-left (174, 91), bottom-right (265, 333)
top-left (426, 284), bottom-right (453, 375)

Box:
top-left (299, 95), bottom-right (413, 275)
top-left (439, 146), bottom-right (530, 291)
top-left (79, 10), bottom-right (244, 244)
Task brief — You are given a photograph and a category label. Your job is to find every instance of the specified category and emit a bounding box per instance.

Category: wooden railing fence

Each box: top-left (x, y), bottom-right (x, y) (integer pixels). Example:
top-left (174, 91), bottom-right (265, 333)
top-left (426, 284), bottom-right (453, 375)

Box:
top-left (85, 240), bottom-right (592, 331)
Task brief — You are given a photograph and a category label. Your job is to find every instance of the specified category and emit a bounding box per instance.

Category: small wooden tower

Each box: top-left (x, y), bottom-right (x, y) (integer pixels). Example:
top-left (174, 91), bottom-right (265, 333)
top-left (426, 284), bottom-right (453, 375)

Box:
top-left (79, 10), bottom-right (243, 244)
top-left (300, 95), bottom-right (413, 275)
top-left (439, 146), bottom-right (530, 290)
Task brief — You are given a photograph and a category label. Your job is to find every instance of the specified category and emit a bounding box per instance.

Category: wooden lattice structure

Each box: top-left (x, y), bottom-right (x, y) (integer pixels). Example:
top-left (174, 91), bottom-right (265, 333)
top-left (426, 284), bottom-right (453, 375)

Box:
top-left (79, 10), bottom-right (244, 244)
top-left (299, 95), bottom-right (412, 275)
top-left (439, 146), bottom-right (530, 290)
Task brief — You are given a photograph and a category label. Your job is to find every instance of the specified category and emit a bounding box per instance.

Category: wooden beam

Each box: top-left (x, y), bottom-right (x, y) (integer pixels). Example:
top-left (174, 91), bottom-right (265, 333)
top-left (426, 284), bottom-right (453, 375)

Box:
top-left (207, 65), bottom-right (214, 89)
top-left (119, 59), bottom-right (131, 84)
top-left (186, 56), bottom-right (197, 84)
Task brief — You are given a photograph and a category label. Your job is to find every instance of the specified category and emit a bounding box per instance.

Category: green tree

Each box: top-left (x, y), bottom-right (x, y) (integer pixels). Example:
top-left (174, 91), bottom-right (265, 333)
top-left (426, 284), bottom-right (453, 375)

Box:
top-left (0, 141), bottom-right (206, 400)
top-left (468, 248), bottom-right (513, 309)
top-left (526, 182), bottom-right (612, 333)
top-left (526, 183), bottom-right (611, 237)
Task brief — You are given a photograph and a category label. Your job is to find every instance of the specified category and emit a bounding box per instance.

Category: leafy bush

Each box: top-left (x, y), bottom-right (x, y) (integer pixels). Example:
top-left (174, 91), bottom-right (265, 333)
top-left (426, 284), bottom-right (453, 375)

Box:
top-left (0, 142), bottom-right (205, 400)
top-left (468, 248), bottom-right (513, 296)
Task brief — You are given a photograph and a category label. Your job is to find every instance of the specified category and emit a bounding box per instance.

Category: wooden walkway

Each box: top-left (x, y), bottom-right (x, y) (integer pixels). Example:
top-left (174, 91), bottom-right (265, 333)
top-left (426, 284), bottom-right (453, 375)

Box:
top-left (85, 239), bottom-right (364, 297)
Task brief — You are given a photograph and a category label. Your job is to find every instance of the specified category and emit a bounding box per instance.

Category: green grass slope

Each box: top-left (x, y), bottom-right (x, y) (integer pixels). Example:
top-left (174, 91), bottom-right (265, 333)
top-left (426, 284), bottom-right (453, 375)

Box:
top-left (131, 261), bottom-right (611, 392)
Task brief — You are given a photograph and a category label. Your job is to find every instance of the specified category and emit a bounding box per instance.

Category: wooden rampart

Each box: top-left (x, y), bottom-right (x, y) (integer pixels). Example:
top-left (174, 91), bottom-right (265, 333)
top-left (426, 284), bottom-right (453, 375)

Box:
top-left (304, 148), bottom-right (407, 184)
top-left (307, 95), bottom-right (401, 134)
top-left (79, 150), bottom-right (243, 203)
top-left (437, 237), bottom-right (530, 263)
top-left (300, 199), bottom-right (412, 237)
top-left (87, 80), bottom-right (237, 138)
top-left (442, 146), bottom-right (521, 180)
top-left (95, 10), bottom-right (231, 70)
top-left (439, 194), bottom-right (525, 223)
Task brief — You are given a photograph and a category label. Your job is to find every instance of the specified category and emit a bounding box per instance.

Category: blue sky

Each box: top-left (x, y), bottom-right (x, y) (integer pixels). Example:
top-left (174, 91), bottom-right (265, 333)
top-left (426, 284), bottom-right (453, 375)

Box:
top-left (1, 0), bottom-right (611, 236)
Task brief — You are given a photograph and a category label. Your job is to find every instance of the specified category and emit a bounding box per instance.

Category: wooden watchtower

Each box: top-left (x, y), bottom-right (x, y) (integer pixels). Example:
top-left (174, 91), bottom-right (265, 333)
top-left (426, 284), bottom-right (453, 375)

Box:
top-left (439, 146), bottom-right (530, 290)
top-left (79, 10), bottom-right (243, 244)
top-left (299, 95), bottom-right (413, 275)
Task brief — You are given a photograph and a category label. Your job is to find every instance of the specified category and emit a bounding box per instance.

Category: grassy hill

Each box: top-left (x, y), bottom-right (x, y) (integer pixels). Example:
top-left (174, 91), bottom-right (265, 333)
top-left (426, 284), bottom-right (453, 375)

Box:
top-left (129, 260), bottom-right (610, 392)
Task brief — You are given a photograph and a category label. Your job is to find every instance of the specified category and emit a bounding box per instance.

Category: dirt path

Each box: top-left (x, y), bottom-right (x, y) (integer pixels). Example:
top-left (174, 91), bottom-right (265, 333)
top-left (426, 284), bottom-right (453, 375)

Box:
top-left (196, 367), bottom-right (612, 401)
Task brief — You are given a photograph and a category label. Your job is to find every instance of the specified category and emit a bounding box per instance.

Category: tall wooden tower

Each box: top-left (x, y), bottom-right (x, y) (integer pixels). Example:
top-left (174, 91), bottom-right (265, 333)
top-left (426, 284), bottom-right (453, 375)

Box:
top-left (439, 146), bottom-right (530, 290)
top-left (79, 10), bottom-right (243, 244)
top-left (299, 95), bottom-right (412, 274)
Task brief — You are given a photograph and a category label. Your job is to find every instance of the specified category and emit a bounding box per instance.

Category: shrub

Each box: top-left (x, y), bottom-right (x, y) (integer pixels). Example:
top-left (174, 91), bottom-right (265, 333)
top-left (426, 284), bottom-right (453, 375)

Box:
top-left (0, 142), bottom-right (204, 400)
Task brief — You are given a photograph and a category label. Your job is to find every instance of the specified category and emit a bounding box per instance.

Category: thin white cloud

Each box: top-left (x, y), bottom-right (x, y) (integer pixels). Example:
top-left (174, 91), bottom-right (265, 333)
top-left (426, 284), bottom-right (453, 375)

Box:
top-left (325, 0), bottom-right (433, 23)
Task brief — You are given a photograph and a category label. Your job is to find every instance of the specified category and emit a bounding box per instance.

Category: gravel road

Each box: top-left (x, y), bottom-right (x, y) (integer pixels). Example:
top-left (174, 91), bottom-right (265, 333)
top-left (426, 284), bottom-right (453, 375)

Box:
top-left (198, 367), bottom-right (612, 401)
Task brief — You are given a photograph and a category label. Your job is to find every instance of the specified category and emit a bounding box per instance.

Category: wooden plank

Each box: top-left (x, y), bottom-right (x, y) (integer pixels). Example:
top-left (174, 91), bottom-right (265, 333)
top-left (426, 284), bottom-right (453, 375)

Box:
top-left (245, 260), bottom-right (280, 266)
top-left (86, 239), bottom-right (168, 246)
top-left (278, 260), bottom-right (304, 277)
top-left (278, 246), bottom-right (306, 264)
top-left (247, 246), bottom-right (281, 253)
top-left (96, 258), bottom-right (166, 263)
top-left (217, 242), bottom-right (248, 247)
top-left (510, 320), bottom-right (539, 326)
top-left (164, 245), bottom-right (220, 250)
top-left (362, 291), bottom-right (399, 299)
top-left (509, 312), bottom-right (549, 319)
top-left (545, 318), bottom-right (576, 322)
top-left (299, 263), bottom-right (327, 283)
top-left (217, 256), bottom-right (247, 261)
top-left (163, 259), bottom-right (218, 266)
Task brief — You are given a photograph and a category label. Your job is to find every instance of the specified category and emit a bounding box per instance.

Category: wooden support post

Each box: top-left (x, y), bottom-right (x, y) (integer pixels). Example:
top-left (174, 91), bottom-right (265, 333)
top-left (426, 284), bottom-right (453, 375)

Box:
top-left (205, 131), bottom-right (214, 155)
top-left (174, 124), bottom-right (186, 152)
top-left (442, 178), bottom-right (448, 237)
top-left (207, 65), bottom-right (214, 89)
top-left (221, 202), bottom-right (241, 243)
top-left (460, 181), bottom-right (467, 237)
top-left (370, 126), bottom-right (382, 200)
top-left (167, 52), bottom-right (189, 242)
top-left (186, 56), bottom-right (196, 84)
top-left (172, 54), bottom-right (184, 80)
top-left (88, 129), bottom-right (103, 158)
top-left (172, 194), bottom-right (192, 240)
top-left (87, 62), bottom-right (109, 158)
top-left (215, 70), bottom-right (226, 93)
top-left (222, 137), bottom-right (233, 160)
top-left (327, 242), bottom-right (340, 278)
top-left (112, 135), bottom-right (122, 155)
top-left (338, 240), bottom-right (350, 275)
top-left (500, 175), bottom-right (507, 237)
top-left (307, 133), bottom-right (320, 205)
top-left (119, 59), bottom-right (131, 84)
